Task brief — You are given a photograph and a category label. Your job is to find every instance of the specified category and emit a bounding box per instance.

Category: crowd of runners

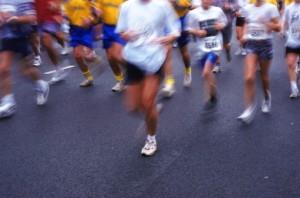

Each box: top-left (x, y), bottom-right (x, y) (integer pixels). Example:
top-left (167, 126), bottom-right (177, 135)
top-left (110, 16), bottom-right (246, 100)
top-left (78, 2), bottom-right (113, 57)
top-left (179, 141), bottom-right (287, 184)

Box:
top-left (0, 0), bottom-right (300, 156)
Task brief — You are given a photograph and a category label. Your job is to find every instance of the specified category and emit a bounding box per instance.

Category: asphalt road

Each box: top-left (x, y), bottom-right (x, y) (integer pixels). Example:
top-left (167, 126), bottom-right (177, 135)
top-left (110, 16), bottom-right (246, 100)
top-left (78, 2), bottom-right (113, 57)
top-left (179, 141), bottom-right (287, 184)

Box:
top-left (0, 35), bottom-right (300, 198)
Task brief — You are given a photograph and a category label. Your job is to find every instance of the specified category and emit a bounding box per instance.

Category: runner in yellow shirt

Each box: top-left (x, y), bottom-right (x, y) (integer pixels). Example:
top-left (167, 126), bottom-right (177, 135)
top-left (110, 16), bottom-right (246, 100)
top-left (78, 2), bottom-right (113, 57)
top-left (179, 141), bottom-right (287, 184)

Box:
top-left (161, 0), bottom-right (192, 97)
top-left (64, 0), bottom-right (102, 87)
top-left (94, 0), bottom-right (126, 92)
top-left (249, 0), bottom-right (278, 6)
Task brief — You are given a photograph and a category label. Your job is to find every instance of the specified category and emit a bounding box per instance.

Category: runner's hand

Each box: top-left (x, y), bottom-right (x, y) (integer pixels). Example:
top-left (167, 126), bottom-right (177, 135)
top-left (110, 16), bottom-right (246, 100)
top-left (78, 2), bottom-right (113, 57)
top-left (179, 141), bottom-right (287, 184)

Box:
top-left (188, 29), bottom-right (207, 38)
top-left (82, 17), bottom-right (92, 29)
top-left (154, 36), bottom-right (174, 45)
top-left (6, 16), bottom-right (19, 24)
top-left (214, 22), bottom-right (224, 31)
top-left (121, 30), bottom-right (139, 41)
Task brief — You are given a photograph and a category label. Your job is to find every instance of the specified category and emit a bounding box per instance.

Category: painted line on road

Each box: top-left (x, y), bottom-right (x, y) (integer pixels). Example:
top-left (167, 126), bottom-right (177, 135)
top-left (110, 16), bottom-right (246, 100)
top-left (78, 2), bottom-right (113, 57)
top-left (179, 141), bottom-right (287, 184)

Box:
top-left (44, 65), bottom-right (76, 75)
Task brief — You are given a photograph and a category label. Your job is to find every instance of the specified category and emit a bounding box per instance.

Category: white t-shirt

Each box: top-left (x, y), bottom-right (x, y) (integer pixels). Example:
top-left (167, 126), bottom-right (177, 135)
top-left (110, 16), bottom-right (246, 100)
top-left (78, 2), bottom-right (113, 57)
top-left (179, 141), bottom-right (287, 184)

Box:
top-left (284, 3), bottom-right (300, 48)
top-left (192, 0), bottom-right (201, 7)
top-left (243, 3), bottom-right (280, 40)
top-left (186, 6), bottom-right (227, 58)
top-left (116, 0), bottom-right (180, 74)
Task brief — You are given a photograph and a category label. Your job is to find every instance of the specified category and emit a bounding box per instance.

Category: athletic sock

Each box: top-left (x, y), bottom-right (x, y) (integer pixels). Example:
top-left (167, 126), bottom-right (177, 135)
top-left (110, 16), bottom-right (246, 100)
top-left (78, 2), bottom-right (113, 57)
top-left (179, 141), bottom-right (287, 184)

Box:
top-left (165, 75), bottom-right (175, 86)
top-left (147, 135), bottom-right (156, 142)
top-left (290, 81), bottom-right (299, 93)
top-left (184, 67), bottom-right (192, 75)
top-left (115, 74), bottom-right (124, 82)
top-left (83, 70), bottom-right (94, 81)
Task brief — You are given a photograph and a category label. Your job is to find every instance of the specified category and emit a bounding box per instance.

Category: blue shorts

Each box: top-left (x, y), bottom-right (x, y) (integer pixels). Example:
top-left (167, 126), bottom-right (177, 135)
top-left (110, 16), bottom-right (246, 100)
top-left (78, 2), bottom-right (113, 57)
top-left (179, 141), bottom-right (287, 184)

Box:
top-left (177, 16), bottom-right (189, 48)
top-left (102, 24), bottom-right (126, 49)
top-left (0, 38), bottom-right (32, 57)
top-left (245, 39), bottom-right (273, 60)
top-left (198, 52), bottom-right (219, 68)
top-left (39, 22), bottom-right (61, 36)
top-left (70, 25), bottom-right (94, 49)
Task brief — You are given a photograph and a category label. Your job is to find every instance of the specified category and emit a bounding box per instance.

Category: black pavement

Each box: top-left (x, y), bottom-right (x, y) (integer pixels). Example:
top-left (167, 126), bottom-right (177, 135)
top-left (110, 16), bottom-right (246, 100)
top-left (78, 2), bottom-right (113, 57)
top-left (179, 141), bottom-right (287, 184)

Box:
top-left (0, 36), bottom-right (300, 198)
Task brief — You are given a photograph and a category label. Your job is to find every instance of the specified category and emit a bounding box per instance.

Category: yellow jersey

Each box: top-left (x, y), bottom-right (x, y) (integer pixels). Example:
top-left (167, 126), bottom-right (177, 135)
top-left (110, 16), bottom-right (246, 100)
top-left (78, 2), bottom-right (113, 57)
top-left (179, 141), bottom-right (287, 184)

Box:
top-left (64, 0), bottom-right (95, 27)
top-left (95, 0), bottom-right (124, 25)
top-left (249, 0), bottom-right (278, 6)
top-left (284, 0), bottom-right (294, 6)
top-left (172, 0), bottom-right (191, 18)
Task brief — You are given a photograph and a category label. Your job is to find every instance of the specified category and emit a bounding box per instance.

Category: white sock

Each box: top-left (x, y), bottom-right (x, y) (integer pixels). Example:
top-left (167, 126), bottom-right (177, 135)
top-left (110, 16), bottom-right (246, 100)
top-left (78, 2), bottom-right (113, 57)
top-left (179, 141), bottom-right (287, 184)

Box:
top-left (36, 80), bottom-right (45, 89)
top-left (2, 94), bottom-right (15, 104)
top-left (290, 81), bottom-right (298, 93)
top-left (147, 135), bottom-right (156, 142)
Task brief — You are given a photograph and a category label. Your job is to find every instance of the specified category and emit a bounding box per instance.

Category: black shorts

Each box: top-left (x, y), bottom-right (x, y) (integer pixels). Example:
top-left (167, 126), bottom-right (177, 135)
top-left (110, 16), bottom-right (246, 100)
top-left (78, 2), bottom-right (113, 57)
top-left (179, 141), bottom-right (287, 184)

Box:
top-left (285, 46), bottom-right (300, 56)
top-left (0, 38), bottom-right (32, 57)
top-left (236, 16), bottom-right (245, 27)
top-left (125, 62), bottom-right (163, 85)
top-left (30, 25), bottom-right (39, 34)
top-left (222, 23), bottom-right (233, 45)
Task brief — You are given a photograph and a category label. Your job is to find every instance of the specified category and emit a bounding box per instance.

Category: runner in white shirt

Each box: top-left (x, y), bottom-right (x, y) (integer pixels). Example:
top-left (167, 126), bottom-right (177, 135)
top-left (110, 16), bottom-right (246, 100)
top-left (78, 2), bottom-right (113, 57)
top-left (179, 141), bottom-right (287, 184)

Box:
top-left (0, 0), bottom-right (50, 119)
top-left (235, 0), bottom-right (249, 56)
top-left (237, 0), bottom-right (281, 123)
top-left (116, 0), bottom-right (180, 156)
top-left (186, 0), bottom-right (227, 111)
top-left (283, 0), bottom-right (300, 98)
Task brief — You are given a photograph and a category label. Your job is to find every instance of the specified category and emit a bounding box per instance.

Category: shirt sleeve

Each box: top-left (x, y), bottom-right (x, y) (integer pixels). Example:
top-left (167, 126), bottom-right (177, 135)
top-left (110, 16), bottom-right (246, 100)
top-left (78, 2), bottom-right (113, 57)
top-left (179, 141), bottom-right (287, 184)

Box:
top-left (185, 11), bottom-right (197, 31)
top-left (115, 3), bottom-right (128, 33)
top-left (269, 5), bottom-right (280, 19)
top-left (282, 5), bottom-right (289, 28)
top-left (164, 2), bottom-right (180, 36)
top-left (218, 8), bottom-right (228, 27)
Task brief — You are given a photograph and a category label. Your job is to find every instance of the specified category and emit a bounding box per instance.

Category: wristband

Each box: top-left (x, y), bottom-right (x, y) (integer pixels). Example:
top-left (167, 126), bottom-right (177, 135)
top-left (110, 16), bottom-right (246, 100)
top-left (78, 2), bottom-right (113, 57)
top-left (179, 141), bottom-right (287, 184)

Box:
top-left (205, 27), bottom-right (218, 37)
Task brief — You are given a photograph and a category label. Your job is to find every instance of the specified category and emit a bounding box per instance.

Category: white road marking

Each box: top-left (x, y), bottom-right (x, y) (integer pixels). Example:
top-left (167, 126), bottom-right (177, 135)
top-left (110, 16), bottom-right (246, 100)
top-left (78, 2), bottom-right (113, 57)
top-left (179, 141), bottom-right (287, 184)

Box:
top-left (44, 65), bottom-right (76, 75)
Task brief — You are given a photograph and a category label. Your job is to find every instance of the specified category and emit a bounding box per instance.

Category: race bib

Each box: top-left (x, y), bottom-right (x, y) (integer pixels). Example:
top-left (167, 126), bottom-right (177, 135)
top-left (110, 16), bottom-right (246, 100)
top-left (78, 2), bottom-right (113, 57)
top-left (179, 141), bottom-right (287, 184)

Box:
top-left (249, 28), bottom-right (265, 38)
top-left (201, 36), bottom-right (221, 51)
top-left (248, 24), bottom-right (267, 39)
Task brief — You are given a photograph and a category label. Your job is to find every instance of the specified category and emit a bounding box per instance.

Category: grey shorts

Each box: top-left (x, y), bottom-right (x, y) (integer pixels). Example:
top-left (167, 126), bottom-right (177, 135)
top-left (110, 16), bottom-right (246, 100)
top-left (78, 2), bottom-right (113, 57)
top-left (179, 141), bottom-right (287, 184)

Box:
top-left (245, 39), bottom-right (273, 60)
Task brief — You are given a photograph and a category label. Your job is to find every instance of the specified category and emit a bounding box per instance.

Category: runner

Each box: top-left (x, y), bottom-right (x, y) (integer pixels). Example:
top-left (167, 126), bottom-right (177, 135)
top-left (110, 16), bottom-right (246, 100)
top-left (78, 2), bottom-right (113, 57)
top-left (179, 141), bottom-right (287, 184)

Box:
top-left (213, 0), bottom-right (237, 73)
top-left (63, 0), bottom-right (102, 87)
top-left (35, 0), bottom-right (68, 84)
top-left (186, 0), bottom-right (227, 111)
top-left (29, 24), bottom-right (42, 66)
top-left (116, 0), bottom-right (179, 156)
top-left (283, 0), bottom-right (300, 98)
top-left (0, 0), bottom-right (50, 118)
top-left (160, 0), bottom-right (192, 98)
top-left (94, 0), bottom-right (126, 92)
top-left (235, 0), bottom-right (248, 56)
top-left (237, 0), bottom-right (281, 123)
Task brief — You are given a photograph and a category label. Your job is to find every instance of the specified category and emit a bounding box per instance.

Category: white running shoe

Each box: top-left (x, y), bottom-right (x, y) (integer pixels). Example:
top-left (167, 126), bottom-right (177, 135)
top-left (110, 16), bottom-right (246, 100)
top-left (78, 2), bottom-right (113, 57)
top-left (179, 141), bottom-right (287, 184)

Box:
top-left (36, 81), bottom-right (50, 106)
top-left (161, 83), bottom-right (176, 98)
top-left (289, 90), bottom-right (300, 99)
top-left (261, 91), bottom-right (271, 113)
top-left (60, 46), bottom-right (71, 56)
top-left (49, 68), bottom-right (67, 84)
top-left (235, 48), bottom-right (242, 56)
top-left (33, 55), bottom-right (42, 67)
top-left (212, 66), bottom-right (221, 73)
top-left (112, 81), bottom-right (124, 92)
top-left (0, 99), bottom-right (17, 119)
top-left (237, 104), bottom-right (257, 124)
top-left (241, 48), bottom-right (247, 56)
top-left (141, 140), bottom-right (157, 156)
top-left (296, 62), bottom-right (300, 73)
top-left (183, 72), bottom-right (192, 88)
